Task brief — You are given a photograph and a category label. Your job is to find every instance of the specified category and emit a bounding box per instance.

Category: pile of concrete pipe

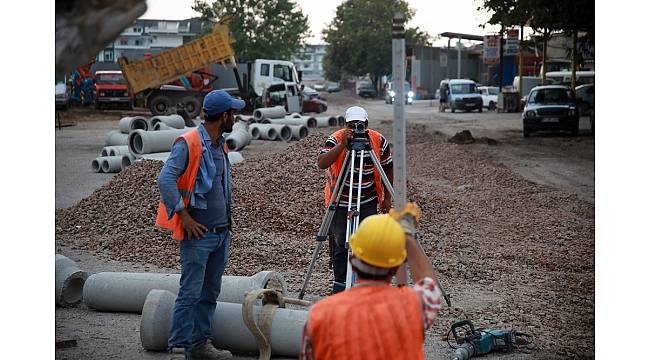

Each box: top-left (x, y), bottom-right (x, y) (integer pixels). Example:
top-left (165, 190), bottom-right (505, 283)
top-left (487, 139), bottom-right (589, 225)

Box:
top-left (93, 115), bottom-right (245, 174)
top-left (225, 121), bottom-right (253, 151)
top-left (55, 254), bottom-right (88, 307)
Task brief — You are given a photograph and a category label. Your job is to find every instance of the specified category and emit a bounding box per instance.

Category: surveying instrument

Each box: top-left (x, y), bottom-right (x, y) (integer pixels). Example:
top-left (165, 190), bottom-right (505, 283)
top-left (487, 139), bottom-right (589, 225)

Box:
top-left (298, 122), bottom-right (395, 299)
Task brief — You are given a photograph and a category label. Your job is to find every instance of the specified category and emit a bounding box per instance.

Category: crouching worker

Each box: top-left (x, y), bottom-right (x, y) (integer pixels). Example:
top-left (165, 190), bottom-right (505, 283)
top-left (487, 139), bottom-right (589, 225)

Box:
top-left (299, 203), bottom-right (443, 359)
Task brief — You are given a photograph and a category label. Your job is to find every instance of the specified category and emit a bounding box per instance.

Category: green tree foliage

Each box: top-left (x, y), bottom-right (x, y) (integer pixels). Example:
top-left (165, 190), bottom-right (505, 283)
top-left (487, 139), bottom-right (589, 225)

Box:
top-left (192, 0), bottom-right (310, 61)
top-left (322, 0), bottom-right (429, 86)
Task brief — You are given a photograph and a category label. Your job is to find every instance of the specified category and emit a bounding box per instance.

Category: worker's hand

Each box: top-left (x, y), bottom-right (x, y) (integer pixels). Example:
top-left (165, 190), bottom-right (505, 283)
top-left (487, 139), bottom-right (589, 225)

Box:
top-left (380, 194), bottom-right (392, 213)
top-left (340, 129), bottom-right (353, 147)
top-left (389, 202), bottom-right (421, 236)
top-left (179, 210), bottom-right (207, 239)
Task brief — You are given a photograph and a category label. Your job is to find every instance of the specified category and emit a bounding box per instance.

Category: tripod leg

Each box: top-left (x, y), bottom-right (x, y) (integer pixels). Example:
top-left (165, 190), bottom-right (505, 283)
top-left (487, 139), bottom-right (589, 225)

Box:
top-left (298, 241), bottom-right (323, 299)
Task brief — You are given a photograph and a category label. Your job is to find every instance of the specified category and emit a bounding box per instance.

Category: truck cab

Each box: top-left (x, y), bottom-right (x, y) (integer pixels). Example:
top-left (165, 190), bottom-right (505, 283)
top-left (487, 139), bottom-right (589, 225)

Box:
top-left (94, 71), bottom-right (132, 110)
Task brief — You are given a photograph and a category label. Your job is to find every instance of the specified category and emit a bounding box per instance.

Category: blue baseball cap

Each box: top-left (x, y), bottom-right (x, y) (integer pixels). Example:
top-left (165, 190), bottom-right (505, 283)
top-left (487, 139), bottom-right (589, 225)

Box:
top-left (202, 90), bottom-right (246, 117)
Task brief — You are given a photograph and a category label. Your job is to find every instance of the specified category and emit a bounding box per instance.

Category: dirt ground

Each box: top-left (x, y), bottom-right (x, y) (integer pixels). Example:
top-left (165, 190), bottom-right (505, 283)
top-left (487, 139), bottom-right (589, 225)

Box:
top-left (55, 90), bottom-right (593, 359)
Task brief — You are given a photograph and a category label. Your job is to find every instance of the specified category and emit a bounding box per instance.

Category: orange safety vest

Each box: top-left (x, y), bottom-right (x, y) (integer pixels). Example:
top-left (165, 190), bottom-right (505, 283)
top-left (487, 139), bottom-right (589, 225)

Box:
top-left (323, 128), bottom-right (384, 207)
top-left (307, 284), bottom-right (425, 360)
top-left (155, 129), bottom-right (228, 240)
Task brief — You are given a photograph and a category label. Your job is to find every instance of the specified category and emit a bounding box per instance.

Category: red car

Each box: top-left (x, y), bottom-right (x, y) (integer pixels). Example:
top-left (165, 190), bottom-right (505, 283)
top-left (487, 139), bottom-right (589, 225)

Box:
top-left (302, 87), bottom-right (328, 113)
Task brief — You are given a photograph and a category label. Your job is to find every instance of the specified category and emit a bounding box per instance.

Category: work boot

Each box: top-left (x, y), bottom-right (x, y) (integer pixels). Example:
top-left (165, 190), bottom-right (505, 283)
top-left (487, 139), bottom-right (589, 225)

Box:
top-left (169, 347), bottom-right (187, 360)
top-left (187, 342), bottom-right (233, 360)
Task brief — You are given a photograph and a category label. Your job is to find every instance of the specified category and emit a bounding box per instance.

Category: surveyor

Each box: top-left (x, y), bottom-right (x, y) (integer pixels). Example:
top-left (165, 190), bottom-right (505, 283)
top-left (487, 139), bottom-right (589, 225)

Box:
top-left (156, 89), bottom-right (243, 360)
top-left (299, 203), bottom-right (442, 359)
top-left (317, 105), bottom-right (393, 294)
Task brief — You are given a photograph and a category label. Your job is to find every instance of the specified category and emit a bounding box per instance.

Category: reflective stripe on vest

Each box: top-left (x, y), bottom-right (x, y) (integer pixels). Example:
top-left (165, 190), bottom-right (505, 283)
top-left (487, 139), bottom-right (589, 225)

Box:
top-left (155, 129), bottom-right (203, 240)
top-left (307, 285), bottom-right (425, 359)
top-left (323, 128), bottom-right (384, 207)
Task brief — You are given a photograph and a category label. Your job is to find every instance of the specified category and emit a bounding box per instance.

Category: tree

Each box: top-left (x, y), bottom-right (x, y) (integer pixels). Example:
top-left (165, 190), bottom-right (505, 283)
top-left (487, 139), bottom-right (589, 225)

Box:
top-left (322, 0), bottom-right (429, 91)
top-left (192, 0), bottom-right (310, 61)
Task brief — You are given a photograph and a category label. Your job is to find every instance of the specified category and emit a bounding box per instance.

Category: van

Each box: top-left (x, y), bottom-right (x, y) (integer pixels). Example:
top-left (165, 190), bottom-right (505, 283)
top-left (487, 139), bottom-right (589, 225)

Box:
top-left (439, 79), bottom-right (483, 113)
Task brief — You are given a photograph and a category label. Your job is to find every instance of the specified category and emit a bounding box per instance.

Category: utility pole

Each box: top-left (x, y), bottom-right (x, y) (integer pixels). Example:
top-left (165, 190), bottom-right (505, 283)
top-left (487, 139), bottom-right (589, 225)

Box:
top-left (518, 25), bottom-right (524, 108)
top-left (498, 26), bottom-right (504, 91)
top-left (447, 38), bottom-right (451, 79)
top-left (392, 12), bottom-right (408, 285)
top-left (571, 31), bottom-right (577, 91)
top-left (457, 36), bottom-right (462, 78)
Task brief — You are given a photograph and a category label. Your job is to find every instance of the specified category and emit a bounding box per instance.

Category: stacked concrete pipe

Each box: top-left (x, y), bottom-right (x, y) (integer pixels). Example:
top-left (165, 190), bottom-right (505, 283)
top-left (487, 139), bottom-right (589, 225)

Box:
top-left (288, 112), bottom-right (302, 119)
top-left (249, 124), bottom-right (278, 141)
top-left (267, 124), bottom-right (292, 141)
top-left (118, 116), bottom-right (149, 133)
top-left (91, 157), bottom-right (103, 173)
top-left (253, 106), bottom-right (286, 122)
top-left (149, 114), bottom-right (185, 130)
top-left (288, 125), bottom-right (309, 140)
top-left (315, 116), bottom-right (337, 127)
top-left (337, 115), bottom-right (346, 127)
top-left (140, 289), bottom-right (307, 356)
top-left (137, 152), bottom-right (172, 163)
top-left (225, 121), bottom-right (252, 151)
top-left (120, 153), bottom-right (136, 170)
top-left (105, 130), bottom-right (129, 146)
top-left (106, 145), bottom-right (130, 156)
top-left (55, 254), bottom-right (88, 307)
top-left (235, 114), bottom-right (255, 124)
top-left (270, 117), bottom-right (317, 128)
top-left (83, 271), bottom-right (287, 313)
top-left (100, 156), bottom-right (123, 173)
top-left (128, 128), bottom-right (191, 155)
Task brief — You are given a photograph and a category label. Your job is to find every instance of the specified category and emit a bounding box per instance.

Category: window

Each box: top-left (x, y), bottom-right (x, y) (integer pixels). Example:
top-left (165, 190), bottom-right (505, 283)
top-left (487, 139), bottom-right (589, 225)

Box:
top-left (528, 88), bottom-right (573, 104)
top-left (450, 83), bottom-right (476, 94)
top-left (135, 40), bottom-right (141, 46)
top-left (104, 51), bottom-right (113, 61)
top-left (261, 63), bottom-right (270, 76)
top-left (120, 39), bottom-right (128, 45)
top-left (273, 64), bottom-right (293, 82)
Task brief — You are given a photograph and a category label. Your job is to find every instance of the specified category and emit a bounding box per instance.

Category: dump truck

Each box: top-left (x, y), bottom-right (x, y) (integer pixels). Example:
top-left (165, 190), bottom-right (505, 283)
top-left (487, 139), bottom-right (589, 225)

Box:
top-left (118, 18), bottom-right (303, 117)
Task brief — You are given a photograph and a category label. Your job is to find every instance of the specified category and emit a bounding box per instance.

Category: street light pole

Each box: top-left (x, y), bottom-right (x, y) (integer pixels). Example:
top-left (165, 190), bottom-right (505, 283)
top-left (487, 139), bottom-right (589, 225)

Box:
top-left (457, 36), bottom-right (462, 78)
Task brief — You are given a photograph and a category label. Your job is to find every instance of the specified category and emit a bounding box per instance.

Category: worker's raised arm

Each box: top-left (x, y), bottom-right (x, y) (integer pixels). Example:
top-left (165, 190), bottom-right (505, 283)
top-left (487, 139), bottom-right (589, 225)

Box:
top-left (317, 129), bottom-right (353, 169)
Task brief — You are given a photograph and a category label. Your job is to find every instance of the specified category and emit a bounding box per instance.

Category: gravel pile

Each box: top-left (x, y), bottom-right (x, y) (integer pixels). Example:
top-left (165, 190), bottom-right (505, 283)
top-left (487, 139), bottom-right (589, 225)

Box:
top-left (55, 125), bottom-right (594, 358)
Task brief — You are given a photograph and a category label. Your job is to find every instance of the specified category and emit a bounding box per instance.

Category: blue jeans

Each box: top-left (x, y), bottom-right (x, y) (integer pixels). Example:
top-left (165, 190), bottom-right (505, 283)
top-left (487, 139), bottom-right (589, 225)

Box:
top-left (168, 230), bottom-right (230, 352)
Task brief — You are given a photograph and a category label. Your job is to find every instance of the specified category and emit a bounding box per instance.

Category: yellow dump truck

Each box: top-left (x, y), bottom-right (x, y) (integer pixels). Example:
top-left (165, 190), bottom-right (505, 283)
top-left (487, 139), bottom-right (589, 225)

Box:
top-left (118, 19), bottom-right (304, 117)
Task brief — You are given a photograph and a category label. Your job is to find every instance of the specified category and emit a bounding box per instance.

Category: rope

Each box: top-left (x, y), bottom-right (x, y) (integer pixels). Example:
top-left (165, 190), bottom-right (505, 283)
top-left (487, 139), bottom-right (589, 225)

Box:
top-left (242, 289), bottom-right (311, 360)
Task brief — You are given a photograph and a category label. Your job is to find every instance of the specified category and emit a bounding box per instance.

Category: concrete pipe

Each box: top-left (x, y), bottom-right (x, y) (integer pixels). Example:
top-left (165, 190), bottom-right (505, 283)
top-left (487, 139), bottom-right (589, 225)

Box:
top-left (288, 112), bottom-right (302, 119)
top-left (226, 125), bottom-right (252, 152)
top-left (228, 151), bottom-right (244, 165)
top-left (55, 254), bottom-right (88, 307)
top-left (100, 147), bottom-right (110, 157)
top-left (91, 157), bottom-right (104, 173)
top-left (105, 130), bottom-right (129, 146)
top-left (128, 129), bottom-right (191, 155)
top-left (249, 124), bottom-right (278, 141)
top-left (101, 156), bottom-right (123, 173)
top-left (83, 271), bottom-right (288, 313)
top-left (337, 115), bottom-right (346, 127)
top-left (267, 124), bottom-right (292, 141)
top-left (141, 289), bottom-right (307, 357)
top-left (135, 152), bottom-right (172, 163)
top-left (153, 122), bottom-right (171, 131)
top-left (288, 125), bottom-right (309, 140)
top-left (253, 106), bottom-right (286, 121)
top-left (272, 117), bottom-right (317, 128)
top-left (149, 114), bottom-right (185, 130)
top-left (235, 115), bottom-right (255, 124)
top-left (315, 116), bottom-right (337, 127)
top-left (119, 116), bottom-right (148, 133)
top-left (121, 154), bottom-right (136, 170)
top-left (108, 145), bottom-right (130, 157)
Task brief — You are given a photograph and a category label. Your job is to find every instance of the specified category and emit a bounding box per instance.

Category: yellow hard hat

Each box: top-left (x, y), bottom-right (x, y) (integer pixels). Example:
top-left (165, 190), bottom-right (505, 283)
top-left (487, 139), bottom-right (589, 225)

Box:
top-left (349, 214), bottom-right (407, 269)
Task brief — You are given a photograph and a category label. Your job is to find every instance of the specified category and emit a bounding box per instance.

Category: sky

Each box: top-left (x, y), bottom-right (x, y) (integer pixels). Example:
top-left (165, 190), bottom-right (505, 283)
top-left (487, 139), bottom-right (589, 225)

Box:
top-left (141, 0), bottom-right (504, 46)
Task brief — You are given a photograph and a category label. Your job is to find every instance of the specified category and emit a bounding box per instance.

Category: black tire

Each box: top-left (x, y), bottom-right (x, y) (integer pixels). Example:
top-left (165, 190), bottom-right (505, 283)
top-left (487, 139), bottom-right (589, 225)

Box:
top-left (149, 94), bottom-right (172, 115)
top-left (181, 96), bottom-right (201, 118)
top-left (478, 107), bottom-right (483, 113)
top-left (523, 126), bottom-right (530, 138)
top-left (571, 125), bottom-right (580, 137)
top-left (451, 107), bottom-right (455, 113)
top-left (489, 101), bottom-right (496, 110)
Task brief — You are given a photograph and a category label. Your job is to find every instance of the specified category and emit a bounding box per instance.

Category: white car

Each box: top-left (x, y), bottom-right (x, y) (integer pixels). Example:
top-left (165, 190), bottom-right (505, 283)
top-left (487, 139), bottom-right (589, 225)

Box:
top-left (478, 86), bottom-right (499, 110)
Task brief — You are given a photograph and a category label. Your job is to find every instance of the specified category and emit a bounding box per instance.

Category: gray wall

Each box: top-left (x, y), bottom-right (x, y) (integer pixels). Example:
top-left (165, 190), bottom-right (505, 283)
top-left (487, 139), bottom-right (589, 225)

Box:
top-left (411, 45), bottom-right (484, 96)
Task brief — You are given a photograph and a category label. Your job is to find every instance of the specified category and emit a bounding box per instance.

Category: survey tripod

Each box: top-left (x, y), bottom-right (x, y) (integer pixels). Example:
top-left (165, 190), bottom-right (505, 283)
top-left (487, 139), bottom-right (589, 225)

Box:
top-left (298, 134), bottom-right (396, 299)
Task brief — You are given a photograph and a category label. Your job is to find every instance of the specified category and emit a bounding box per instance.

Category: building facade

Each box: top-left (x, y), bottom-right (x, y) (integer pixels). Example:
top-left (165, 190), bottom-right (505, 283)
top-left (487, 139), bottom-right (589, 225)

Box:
top-left (97, 18), bottom-right (203, 62)
top-left (292, 44), bottom-right (327, 82)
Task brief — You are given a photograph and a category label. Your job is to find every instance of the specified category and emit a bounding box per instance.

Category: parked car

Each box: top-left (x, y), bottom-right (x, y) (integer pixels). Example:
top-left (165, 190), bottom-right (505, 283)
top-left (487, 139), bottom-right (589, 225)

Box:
top-left (94, 70), bottom-right (133, 110)
top-left (326, 82), bottom-right (341, 93)
top-left (522, 85), bottom-right (579, 137)
top-left (313, 83), bottom-right (326, 91)
top-left (303, 86), bottom-right (320, 99)
top-left (478, 86), bottom-right (499, 110)
top-left (385, 82), bottom-right (414, 104)
top-left (439, 79), bottom-right (482, 112)
top-left (303, 97), bottom-right (328, 113)
top-left (575, 83), bottom-right (594, 115)
top-left (55, 81), bottom-right (70, 110)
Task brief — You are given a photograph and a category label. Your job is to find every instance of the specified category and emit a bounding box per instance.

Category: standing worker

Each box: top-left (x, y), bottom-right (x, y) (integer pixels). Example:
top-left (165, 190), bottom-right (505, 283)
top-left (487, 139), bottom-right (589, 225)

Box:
top-left (317, 105), bottom-right (393, 294)
top-left (300, 203), bottom-right (442, 359)
top-left (156, 90), bottom-right (244, 360)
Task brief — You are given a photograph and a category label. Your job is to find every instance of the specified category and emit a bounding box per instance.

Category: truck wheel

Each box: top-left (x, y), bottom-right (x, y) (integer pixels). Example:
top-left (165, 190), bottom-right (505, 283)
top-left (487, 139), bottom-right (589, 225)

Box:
top-left (478, 107), bottom-right (483, 113)
top-left (149, 95), bottom-right (172, 115)
top-left (489, 101), bottom-right (496, 110)
top-left (451, 106), bottom-right (455, 113)
top-left (182, 96), bottom-right (201, 119)
top-left (523, 126), bottom-right (530, 138)
top-left (571, 125), bottom-right (580, 137)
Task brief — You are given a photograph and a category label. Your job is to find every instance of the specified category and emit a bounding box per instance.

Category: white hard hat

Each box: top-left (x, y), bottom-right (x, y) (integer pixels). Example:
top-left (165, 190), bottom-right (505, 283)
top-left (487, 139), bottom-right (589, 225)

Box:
top-left (345, 106), bottom-right (368, 122)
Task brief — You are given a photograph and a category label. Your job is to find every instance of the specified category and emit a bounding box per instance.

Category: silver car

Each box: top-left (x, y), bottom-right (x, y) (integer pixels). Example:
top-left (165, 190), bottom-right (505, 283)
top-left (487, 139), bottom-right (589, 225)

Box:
top-left (55, 82), bottom-right (70, 110)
